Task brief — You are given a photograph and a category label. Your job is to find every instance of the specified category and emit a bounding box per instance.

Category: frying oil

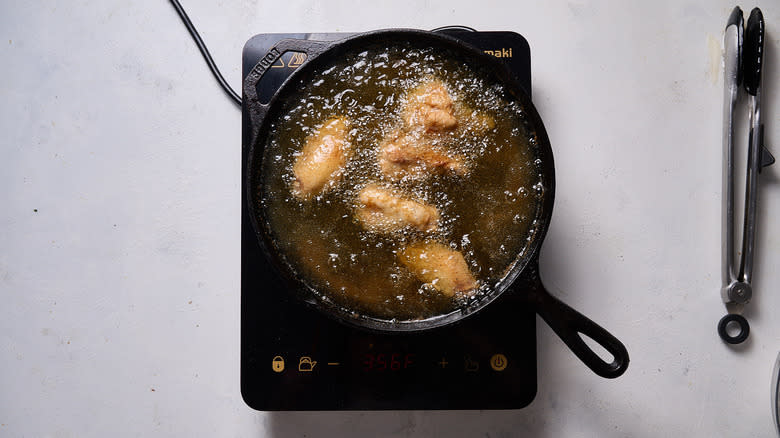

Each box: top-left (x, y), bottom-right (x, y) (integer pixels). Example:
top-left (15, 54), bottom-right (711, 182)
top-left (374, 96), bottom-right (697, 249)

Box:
top-left (261, 45), bottom-right (544, 321)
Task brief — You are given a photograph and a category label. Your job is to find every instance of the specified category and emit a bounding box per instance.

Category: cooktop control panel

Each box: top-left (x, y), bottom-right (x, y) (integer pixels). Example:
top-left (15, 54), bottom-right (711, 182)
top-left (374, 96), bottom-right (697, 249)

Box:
top-left (241, 30), bottom-right (537, 410)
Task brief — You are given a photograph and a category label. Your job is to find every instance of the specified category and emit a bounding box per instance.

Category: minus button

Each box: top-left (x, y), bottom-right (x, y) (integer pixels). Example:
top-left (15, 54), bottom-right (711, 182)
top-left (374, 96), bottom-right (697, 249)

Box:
top-left (327, 362), bottom-right (340, 366)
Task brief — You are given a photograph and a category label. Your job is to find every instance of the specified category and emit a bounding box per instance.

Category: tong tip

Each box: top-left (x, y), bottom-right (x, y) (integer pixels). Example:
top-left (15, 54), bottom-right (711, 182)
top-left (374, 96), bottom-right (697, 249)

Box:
top-left (744, 8), bottom-right (764, 95)
top-left (727, 6), bottom-right (743, 29)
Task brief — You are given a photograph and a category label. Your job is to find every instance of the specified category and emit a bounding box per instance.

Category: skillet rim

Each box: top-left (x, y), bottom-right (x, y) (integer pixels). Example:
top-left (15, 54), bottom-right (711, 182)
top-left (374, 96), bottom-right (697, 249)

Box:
top-left (244, 28), bottom-right (556, 332)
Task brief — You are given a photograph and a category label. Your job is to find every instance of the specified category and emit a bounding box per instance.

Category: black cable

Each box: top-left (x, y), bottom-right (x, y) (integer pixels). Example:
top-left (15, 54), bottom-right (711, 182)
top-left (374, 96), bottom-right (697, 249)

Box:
top-left (169, 0), bottom-right (242, 106)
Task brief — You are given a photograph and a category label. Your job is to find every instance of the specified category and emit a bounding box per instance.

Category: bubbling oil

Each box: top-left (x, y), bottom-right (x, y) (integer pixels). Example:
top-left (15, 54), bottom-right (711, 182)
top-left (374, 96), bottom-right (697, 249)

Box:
top-left (260, 45), bottom-right (544, 321)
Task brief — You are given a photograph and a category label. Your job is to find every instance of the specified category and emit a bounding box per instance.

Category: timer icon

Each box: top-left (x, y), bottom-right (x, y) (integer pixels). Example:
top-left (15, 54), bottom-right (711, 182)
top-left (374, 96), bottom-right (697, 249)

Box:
top-left (490, 354), bottom-right (508, 371)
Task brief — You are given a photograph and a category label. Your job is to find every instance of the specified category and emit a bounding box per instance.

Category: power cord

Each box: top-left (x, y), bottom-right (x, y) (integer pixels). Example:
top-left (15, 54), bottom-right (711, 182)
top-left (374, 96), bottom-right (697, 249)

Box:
top-left (169, 0), bottom-right (242, 106)
top-left (169, 2), bottom-right (478, 109)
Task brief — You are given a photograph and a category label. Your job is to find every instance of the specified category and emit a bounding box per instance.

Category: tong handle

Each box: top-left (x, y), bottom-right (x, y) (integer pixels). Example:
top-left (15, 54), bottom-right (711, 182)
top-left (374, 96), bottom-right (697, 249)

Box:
top-left (740, 121), bottom-right (762, 285)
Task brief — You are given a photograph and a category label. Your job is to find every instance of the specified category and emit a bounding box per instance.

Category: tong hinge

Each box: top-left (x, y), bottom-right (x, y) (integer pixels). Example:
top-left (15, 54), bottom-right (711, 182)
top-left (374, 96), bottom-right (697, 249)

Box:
top-left (722, 281), bottom-right (753, 305)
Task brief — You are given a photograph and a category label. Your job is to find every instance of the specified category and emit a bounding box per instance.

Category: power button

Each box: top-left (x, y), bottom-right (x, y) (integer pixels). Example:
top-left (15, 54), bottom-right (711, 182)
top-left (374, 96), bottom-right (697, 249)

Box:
top-left (490, 354), bottom-right (508, 371)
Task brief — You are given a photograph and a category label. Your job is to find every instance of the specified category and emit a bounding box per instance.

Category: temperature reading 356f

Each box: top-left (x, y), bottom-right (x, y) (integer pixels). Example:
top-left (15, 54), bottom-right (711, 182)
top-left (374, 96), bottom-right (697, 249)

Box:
top-left (361, 353), bottom-right (415, 371)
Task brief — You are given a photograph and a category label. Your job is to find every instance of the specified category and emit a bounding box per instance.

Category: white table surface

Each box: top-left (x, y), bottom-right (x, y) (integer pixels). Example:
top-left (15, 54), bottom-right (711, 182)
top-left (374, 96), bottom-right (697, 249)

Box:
top-left (2, 0), bottom-right (779, 436)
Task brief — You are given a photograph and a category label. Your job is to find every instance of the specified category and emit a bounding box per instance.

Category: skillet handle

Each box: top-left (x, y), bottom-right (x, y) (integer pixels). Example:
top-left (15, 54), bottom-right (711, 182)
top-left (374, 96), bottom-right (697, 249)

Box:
top-left (242, 39), bottom-right (333, 131)
top-left (527, 271), bottom-right (629, 378)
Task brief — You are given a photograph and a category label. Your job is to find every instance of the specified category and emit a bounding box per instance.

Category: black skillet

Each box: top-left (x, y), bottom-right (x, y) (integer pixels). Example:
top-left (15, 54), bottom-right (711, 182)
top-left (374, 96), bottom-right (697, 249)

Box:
top-left (243, 29), bottom-right (629, 379)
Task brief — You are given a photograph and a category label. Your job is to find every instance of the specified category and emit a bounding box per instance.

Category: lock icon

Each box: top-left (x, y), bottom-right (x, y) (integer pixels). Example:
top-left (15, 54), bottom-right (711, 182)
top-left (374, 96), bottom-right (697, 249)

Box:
top-left (271, 356), bottom-right (285, 373)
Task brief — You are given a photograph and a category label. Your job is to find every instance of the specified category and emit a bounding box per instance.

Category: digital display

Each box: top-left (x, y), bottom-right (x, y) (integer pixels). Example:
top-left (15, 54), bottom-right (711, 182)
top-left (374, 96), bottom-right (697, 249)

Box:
top-left (361, 353), bottom-right (415, 371)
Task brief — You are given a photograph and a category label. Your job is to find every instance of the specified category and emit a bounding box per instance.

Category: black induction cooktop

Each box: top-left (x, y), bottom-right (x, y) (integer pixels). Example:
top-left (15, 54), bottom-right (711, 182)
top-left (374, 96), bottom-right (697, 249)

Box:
top-left (241, 29), bottom-right (537, 410)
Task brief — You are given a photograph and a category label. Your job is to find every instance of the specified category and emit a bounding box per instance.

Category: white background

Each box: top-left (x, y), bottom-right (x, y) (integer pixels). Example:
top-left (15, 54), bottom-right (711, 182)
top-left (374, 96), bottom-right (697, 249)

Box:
top-left (1, 0), bottom-right (779, 436)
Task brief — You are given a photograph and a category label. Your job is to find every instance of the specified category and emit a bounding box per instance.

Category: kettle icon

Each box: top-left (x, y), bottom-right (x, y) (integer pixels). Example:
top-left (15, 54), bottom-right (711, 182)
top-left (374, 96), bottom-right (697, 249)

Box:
top-left (298, 356), bottom-right (317, 372)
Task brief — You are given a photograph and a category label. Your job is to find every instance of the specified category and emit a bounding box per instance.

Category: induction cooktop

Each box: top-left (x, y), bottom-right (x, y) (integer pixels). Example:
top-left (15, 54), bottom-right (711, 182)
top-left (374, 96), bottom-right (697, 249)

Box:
top-left (241, 29), bottom-right (537, 410)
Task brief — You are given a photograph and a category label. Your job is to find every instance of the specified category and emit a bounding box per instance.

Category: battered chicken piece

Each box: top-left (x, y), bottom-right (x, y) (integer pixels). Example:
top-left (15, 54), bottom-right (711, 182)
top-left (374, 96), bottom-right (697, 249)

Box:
top-left (355, 184), bottom-right (439, 234)
top-left (402, 79), bottom-right (458, 132)
top-left (291, 117), bottom-right (350, 199)
top-left (450, 101), bottom-right (497, 135)
top-left (378, 130), bottom-right (467, 181)
top-left (461, 109), bottom-right (496, 134)
top-left (398, 242), bottom-right (478, 297)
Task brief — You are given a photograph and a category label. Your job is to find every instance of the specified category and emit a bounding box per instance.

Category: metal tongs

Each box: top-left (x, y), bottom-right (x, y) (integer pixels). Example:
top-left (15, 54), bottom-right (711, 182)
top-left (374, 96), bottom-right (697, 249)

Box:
top-left (719, 6), bottom-right (774, 344)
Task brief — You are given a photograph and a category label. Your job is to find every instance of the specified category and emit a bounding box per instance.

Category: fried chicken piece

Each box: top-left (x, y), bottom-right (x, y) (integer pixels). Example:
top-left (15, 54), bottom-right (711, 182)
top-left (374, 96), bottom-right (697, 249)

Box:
top-left (462, 110), bottom-right (496, 134)
top-left (355, 184), bottom-right (439, 234)
top-left (398, 241), bottom-right (478, 297)
top-left (291, 117), bottom-right (350, 199)
top-left (451, 101), bottom-right (497, 134)
top-left (378, 130), bottom-right (467, 181)
top-left (402, 79), bottom-right (458, 132)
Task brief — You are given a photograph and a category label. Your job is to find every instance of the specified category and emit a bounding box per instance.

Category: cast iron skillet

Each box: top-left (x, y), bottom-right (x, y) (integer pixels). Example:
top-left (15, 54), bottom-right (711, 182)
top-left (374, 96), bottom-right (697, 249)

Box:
top-left (243, 29), bottom-right (629, 379)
